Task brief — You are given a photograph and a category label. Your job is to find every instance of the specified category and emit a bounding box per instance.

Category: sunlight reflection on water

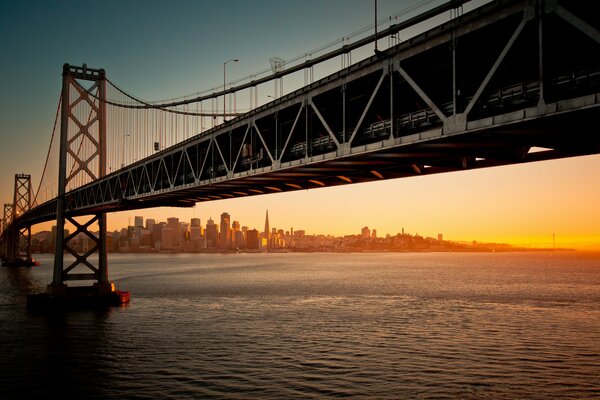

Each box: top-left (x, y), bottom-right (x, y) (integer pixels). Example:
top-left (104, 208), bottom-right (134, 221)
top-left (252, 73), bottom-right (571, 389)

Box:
top-left (1, 252), bottom-right (599, 399)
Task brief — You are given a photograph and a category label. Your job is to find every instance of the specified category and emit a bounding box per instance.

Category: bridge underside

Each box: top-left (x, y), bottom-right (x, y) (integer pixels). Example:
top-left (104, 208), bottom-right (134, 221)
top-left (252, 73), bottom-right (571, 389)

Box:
top-left (22, 103), bottom-right (600, 226)
top-left (15, 0), bottom-right (600, 227)
top-left (167, 106), bottom-right (600, 197)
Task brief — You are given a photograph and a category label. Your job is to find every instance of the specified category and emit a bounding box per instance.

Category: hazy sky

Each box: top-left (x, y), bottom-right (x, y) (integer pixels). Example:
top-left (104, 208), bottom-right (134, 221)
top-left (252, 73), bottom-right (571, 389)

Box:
top-left (1, 0), bottom-right (599, 249)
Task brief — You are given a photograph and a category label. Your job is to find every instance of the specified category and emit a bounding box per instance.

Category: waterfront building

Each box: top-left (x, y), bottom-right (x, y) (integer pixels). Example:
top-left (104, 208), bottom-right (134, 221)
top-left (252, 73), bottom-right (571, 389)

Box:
top-left (247, 229), bottom-right (259, 249)
top-left (235, 230), bottom-right (244, 249)
top-left (220, 213), bottom-right (231, 250)
top-left (361, 226), bottom-right (370, 239)
top-left (167, 217), bottom-right (180, 247)
top-left (152, 222), bottom-right (165, 249)
top-left (263, 210), bottom-right (270, 244)
top-left (161, 227), bottom-right (174, 248)
top-left (205, 218), bottom-right (218, 248)
top-left (146, 218), bottom-right (155, 231)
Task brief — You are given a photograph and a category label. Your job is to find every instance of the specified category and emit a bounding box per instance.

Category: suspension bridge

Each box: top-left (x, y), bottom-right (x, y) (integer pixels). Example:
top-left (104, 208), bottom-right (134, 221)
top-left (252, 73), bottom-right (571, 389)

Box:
top-left (1, 0), bottom-right (599, 307)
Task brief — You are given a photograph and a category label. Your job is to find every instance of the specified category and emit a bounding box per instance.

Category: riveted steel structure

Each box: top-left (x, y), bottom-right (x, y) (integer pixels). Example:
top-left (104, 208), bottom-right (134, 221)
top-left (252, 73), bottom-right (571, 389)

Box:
top-left (0, 175), bottom-right (35, 264)
top-left (2, 204), bottom-right (12, 236)
top-left (11, 174), bottom-right (33, 262)
top-left (0, 203), bottom-right (14, 261)
top-left (6, 0), bottom-right (600, 249)
top-left (48, 64), bottom-right (111, 293)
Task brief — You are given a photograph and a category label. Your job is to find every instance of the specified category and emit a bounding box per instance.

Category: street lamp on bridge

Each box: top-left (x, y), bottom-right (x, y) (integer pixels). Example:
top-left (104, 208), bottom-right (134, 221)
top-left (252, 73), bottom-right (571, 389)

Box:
top-left (223, 58), bottom-right (239, 123)
top-left (121, 133), bottom-right (130, 169)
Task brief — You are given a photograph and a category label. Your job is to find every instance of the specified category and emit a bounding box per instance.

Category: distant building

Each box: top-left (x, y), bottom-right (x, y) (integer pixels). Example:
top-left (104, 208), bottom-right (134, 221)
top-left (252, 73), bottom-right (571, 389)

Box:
top-left (247, 229), bottom-right (259, 249)
top-left (220, 212), bottom-right (231, 250)
top-left (231, 220), bottom-right (240, 247)
top-left (191, 218), bottom-right (201, 227)
top-left (161, 227), bottom-right (174, 248)
top-left (134, 216), bottom-right (144, 228)
top-left (140, 229), bottom-right (152, 247)
top-left (146, 218), bottom-right (155, 231)
top-left (263, 210), bottom-right (270, 243)
top-left (361, 226), bottom-right (370, 239)
top-left (241, 226), bottom-right (248, 245)
top-left (438, 233), bottom-right (443, 242)
top-left (205, 218), bottom-right (218, 248)
top-left (167, 217), bottom-right (180, 247)
top-left (371, 229), bottom-right (377, 239)
top-left (235, 230), bottom-right (244, 249)
top-left (190, 225), bottom-right (202, 243)
top-left (180, 222), bottom-right (190, 243)
top-left (110, 231), bottom-right (120, 252)
top-left (152, 222), bottom-right (165, 248)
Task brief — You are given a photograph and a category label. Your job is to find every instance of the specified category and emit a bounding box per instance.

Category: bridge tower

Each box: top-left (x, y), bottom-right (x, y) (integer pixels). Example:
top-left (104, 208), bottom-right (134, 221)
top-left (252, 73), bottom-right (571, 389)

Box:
top-left (0, 203), bottom-right (13, 261)
top-left (11, 174), bottom-right (33, 262)
top-left (0, 175), bottom-right (36, 266)
top-left (48, 64), bottom-right (113, 295)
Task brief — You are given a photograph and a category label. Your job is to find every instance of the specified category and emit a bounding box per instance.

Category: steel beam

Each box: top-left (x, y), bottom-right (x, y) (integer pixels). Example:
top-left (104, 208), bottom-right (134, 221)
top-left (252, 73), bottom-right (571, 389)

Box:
top-left (50, 64), bottom-right (112, 293)
top-left (555, 5), bottom-right (600, 46)
top-left (463, 17), bottom-right (529, 117)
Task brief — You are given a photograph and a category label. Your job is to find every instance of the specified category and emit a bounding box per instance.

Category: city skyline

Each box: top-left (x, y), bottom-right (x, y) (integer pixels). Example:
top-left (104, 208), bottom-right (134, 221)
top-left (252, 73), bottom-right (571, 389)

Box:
top-left (31, 209), bottom-right (577, 253)
top-left (1, 0), bottom-right (599, 251)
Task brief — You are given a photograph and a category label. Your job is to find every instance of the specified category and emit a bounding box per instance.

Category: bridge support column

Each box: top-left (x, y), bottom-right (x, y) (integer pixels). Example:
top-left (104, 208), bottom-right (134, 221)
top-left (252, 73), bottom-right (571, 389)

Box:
top-left (0, 203), bottom-right (13, 262)
top-left (1, 175), bottom-right (37, 267)
top-left (13, 174), bottom-right (33, 263)
top-left (40, 64), bottom-right (128, 307)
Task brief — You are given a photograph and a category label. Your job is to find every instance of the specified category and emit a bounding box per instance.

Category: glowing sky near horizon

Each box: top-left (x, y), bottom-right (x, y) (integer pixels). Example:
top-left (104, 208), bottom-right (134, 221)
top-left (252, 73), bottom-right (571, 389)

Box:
top-left (1, 0), bottom-right (599, 250)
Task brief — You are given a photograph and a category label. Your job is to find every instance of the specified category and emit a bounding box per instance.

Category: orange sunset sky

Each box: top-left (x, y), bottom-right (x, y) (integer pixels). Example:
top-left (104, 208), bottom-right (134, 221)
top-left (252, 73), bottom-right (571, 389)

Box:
top-left (1, 0), bottom-right (599, 250)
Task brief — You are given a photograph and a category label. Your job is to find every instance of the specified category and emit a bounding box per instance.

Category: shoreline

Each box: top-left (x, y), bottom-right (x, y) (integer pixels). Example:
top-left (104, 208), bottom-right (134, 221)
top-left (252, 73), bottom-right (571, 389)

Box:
top-left (32, 247), bottom-right (576, 256)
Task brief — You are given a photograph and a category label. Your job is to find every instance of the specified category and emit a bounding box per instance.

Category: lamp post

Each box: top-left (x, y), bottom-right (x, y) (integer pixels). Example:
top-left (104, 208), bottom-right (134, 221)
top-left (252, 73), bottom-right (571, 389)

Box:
top-left (223, 58), bottom-right (239, 122)
top-left (121, 133), bottom-right (130, 168)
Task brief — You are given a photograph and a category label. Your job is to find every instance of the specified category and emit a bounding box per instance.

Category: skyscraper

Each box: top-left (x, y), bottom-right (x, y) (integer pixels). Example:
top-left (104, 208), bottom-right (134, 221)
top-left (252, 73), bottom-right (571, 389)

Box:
top-left (205, 218), bottom-right (218, 248)
top-left (189, 218), bottom-right (201, 244)
top-left (247, 229), bottom-right (259, 249)
top-left (231, 220), bottom-right (240, 248)
top-left (220, 212), bottom-right (231, 250)
top-left (134, 216), bottom-right (144, 228)
top-left (264, 209), bottom-right (270, 239)
top-left (166, 217), bottom-right (180, 246)
top-left (146, 218), bottom-right (155, 231)
top-left (361, 226), bottom-right (370, 239)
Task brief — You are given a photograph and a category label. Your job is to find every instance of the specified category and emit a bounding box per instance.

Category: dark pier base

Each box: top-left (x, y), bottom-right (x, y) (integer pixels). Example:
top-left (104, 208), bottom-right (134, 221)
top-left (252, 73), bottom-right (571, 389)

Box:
top-left (2, 258), bottom-right (40, 267)
top-left (27, 285), bottom-right (130, 312)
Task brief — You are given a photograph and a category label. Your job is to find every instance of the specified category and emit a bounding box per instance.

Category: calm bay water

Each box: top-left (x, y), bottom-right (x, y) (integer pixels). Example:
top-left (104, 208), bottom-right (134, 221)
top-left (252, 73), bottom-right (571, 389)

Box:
top-left (1, 252), bottom-right (599, 399)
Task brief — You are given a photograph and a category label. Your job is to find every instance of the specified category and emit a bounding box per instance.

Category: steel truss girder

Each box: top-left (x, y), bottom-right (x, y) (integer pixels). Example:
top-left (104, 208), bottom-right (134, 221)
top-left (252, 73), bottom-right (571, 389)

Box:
top-left (59, 90), bottom-right (600, 214)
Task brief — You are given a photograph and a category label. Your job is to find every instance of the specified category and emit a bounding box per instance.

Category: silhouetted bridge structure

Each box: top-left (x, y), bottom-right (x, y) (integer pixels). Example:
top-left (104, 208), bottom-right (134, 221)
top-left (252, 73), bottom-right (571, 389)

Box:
top-left (1, 0), bottom-right (599, 303)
